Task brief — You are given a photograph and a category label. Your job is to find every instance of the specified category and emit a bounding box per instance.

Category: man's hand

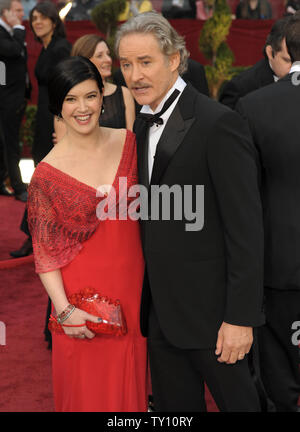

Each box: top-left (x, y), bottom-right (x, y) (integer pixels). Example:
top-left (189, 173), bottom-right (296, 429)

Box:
top-left (215, 322), bottom-right (253, 364)
top-left (3, 9), bottom-right (21, 27)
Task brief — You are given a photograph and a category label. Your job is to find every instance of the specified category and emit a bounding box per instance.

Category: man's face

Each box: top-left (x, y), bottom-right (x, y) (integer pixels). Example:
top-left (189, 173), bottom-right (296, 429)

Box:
top-left (266, 38), bottom-right (292, 79)
top-left (119, 32), bottom-right (180, 111)
top-left (10, 1), bottom-right (24, 22)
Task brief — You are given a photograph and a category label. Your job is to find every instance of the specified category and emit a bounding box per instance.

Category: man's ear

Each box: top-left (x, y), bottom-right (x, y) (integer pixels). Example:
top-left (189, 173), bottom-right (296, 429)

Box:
top-left (265, 45), bottom-right (274, 61)
top-left (169, 51), bottom-right (181, 72)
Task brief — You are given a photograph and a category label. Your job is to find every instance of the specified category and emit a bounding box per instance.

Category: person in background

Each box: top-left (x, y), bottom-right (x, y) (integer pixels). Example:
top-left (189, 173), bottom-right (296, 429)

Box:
top-left (285, 0), bottom-right (300, 15)
top-left (220, 16), bottom-right (291, 109)
top-left (66, 0), bottom-right (98, 21)
top-left (236, 11), bottom-right (300, 411)
top-left (29, 1), bottom-right (71, 165)
top-left (196, 0), bottom-right (214, 20)
top-left (27, 56), bottom-right (148, 412)
top-left (236, 0), bottom-right (272, 19)
top-left (0, 0), bottom-right (31, 201)
top-left (162, 0), bottom-right (196, 18)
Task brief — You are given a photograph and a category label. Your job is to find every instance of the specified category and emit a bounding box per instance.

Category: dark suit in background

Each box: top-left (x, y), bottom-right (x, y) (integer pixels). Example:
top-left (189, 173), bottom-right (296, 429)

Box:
top-left (161, 0), bottom-right (196, 18)
top-left (236, 73), bottom-right (300, 412)
top-left (220, 16), bottom-right (293, 110)
top-left (0, 23), bottom-right (31, 195)
top-left (219, 58), bottom-right (274, 109)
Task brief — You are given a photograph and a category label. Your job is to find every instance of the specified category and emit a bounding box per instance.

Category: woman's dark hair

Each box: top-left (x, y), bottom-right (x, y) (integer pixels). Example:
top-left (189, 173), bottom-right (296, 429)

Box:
top-left (48, 56), bottom-right (104, 116)
top-left (29, 1), bottom-right (66, 43)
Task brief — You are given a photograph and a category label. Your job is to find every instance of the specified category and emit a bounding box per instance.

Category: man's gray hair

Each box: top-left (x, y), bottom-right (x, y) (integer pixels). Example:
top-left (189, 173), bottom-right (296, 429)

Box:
top-left (0, 0), bottom-right (18, 16)
top-left (115, 11), bottom-right (189, 75)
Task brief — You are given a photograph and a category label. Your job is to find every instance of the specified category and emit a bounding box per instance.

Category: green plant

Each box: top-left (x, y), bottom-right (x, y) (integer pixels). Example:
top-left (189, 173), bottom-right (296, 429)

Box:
top-left (20, 104), bottom-right (37, 150)
top-left (91, 0), bottom-right (127, 43)
top-left (199, 0), bottom-right (234, 99)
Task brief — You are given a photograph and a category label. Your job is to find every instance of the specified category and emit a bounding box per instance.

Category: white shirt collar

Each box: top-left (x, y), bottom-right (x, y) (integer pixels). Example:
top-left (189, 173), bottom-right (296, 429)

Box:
top-left (268, 60), bottom-right (279, 82)
top-left (140, 75), bottom-right (187, 116)
top-left (290, 61), bottom-right (300, 74)
top-left (0, 17), bottom-right (12, 34)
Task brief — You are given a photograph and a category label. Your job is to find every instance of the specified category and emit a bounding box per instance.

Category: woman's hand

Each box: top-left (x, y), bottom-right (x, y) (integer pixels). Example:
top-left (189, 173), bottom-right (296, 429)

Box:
top-left (61, 307), bottom-right (101, 339)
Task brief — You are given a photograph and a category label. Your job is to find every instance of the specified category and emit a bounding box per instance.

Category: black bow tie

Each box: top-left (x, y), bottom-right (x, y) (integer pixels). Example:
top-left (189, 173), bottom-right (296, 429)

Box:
top-left (138, 89), bottom-right (180, 126)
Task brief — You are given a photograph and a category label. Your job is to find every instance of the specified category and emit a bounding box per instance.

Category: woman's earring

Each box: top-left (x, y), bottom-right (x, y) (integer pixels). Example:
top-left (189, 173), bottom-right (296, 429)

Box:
top-left (101, 104), bottom-right (105, 115)
top-left (57, 113), bottom-right (62, 121)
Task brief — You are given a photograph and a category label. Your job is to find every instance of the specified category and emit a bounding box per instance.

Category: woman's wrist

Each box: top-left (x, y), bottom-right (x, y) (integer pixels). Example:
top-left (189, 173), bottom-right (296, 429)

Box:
top-left (56, 304), bottom-right (75, 324)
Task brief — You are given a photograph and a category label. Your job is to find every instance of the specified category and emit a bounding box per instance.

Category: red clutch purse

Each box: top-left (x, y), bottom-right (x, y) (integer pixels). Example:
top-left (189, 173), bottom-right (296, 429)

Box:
top-left (48, 287), bottom-right (127, 336)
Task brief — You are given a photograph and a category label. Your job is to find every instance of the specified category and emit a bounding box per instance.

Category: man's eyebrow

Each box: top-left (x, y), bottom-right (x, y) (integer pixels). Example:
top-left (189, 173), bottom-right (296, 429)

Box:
top-left (120, 55), bottom-right (152, 61)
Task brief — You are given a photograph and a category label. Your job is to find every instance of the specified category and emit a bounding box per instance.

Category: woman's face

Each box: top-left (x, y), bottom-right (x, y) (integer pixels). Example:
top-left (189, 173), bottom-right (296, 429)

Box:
top-left (31, 10), bottom-right (56, 41)
top-left (61, 79), bottom-right (102, 135)
top-left (90, 41), bottom-right (112, 80)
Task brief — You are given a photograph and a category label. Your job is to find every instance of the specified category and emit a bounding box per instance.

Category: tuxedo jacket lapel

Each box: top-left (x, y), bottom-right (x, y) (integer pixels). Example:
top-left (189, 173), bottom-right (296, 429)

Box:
top-left (150, 85), bottom-right (195, 186)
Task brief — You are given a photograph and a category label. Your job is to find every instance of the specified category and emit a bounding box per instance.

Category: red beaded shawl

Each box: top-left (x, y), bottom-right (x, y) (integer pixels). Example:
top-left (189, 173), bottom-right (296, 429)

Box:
top-left (27, 130), bottom-right (138, 273)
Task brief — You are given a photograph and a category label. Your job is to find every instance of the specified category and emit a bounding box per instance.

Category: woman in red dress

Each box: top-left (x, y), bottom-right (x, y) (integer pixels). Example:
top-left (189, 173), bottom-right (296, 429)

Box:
top-left (27, 56), bottom-right (148, 412)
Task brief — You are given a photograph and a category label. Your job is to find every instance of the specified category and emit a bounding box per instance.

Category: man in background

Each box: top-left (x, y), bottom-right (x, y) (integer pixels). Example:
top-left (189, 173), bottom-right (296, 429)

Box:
top-left (0, 0), bottom-right (31, 201)
top-left (220, 16), bottom-right (292, 109)
top-left (236, 11), bottom-right (300, 411)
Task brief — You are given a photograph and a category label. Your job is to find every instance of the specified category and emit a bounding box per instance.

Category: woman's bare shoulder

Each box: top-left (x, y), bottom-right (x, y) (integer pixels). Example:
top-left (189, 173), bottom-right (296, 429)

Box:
top-left (41, 140), bottom-right (68, 168)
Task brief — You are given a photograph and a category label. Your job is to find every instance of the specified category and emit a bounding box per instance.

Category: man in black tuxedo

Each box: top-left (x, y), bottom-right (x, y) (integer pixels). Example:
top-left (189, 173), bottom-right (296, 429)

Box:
top-left (116, 12), bottom-right (265, 411)
top-left (0, 0), bottom-right (31, 201)
top-left (236, 12), bottom-right (300, 412)
top-left (220, 16), bottom-right (292, 109)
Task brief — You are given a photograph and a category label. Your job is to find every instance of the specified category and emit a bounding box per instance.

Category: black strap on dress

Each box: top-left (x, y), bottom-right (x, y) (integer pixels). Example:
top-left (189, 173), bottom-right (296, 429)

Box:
top-left (100, 85), bottom-right (126, 129)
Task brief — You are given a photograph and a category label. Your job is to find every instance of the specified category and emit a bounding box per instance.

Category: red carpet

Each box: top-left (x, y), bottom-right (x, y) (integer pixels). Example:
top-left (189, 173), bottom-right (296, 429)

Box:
top-left (0, 195), bottom-right (218, 412)
top-left (0, 262), bottom-right (54, 412)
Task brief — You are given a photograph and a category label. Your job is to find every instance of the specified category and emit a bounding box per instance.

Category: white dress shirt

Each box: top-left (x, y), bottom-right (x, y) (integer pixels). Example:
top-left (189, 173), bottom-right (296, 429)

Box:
top-left (290, 61), bottom-right (300, 73)
top-left (139, 76), bottom-right (187, 182)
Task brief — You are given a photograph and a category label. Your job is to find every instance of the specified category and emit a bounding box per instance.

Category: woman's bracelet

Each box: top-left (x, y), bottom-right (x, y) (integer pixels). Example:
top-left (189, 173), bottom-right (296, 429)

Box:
top-left (57, 304), bottom-right (75, 324)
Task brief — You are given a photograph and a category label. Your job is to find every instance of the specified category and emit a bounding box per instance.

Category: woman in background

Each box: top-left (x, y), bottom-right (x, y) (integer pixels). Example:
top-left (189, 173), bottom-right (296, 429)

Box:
top-left (29, 1), bottom-right (71, 163)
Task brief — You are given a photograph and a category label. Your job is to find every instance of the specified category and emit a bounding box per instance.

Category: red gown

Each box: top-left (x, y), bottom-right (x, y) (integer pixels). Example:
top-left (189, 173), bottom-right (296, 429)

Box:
top-left (27, 130), bottom-right (148, 412)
